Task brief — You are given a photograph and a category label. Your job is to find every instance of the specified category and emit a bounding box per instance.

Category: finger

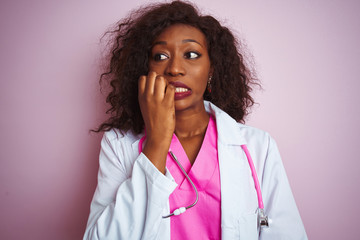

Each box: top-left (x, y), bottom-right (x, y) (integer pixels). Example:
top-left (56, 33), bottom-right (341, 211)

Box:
top-left (138, 75), bottom-right (146, 96)
top-left (164, 83), bottom-right (175, 105)
top-left (144, 71), bottom-right (157, 95)
top-left (154, 75), bottom-right (167, 99)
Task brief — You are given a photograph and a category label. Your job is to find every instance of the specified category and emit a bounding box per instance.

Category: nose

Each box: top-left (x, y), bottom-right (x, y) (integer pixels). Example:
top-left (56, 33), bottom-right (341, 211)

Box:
top-left (165, 54), bottom-right (185, 77)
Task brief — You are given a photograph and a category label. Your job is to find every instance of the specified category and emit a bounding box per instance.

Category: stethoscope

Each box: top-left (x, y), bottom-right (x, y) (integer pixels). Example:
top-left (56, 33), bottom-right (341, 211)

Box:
top-left (138, 136), bottom-right (269, 231)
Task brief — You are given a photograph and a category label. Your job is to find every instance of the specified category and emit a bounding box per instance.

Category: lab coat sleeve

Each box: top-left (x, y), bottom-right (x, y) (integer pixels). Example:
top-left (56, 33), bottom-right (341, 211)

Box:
top-left (83, 132), bottom-right (177, 240)
top-left (259, 136), bottom-right (308, 240)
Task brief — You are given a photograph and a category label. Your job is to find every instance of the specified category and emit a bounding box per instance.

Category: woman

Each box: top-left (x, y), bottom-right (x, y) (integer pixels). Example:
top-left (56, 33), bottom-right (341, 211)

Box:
top-left (84, 1), bottom-right (307, 239)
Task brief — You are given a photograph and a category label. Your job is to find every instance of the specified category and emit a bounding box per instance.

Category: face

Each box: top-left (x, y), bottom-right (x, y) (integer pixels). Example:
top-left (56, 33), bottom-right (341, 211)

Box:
top-left (148, 24), bottom-right (212, 112)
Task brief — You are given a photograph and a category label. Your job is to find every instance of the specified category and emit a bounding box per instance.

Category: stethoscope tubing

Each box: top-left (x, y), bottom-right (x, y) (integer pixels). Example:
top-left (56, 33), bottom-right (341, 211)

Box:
top-left (138, 136), bottom-right (199, 218)
top-left (241, 144), bottom-right (264, 210)
top-left (163, 151), bottom-right (199, 218)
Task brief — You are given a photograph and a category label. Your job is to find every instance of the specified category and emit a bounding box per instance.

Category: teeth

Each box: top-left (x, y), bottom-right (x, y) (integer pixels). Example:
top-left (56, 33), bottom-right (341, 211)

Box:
top-left (175, 87), bottom-right (189, 93)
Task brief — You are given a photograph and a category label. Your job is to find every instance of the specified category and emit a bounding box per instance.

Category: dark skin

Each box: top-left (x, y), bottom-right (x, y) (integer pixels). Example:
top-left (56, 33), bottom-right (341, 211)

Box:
top-left (138, 24), bottom-right (213, 174)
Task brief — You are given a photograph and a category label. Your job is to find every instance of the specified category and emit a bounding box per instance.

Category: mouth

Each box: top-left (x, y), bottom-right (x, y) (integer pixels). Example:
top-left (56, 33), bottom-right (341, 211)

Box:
top-left (170, 82), bottom-right (192, 100)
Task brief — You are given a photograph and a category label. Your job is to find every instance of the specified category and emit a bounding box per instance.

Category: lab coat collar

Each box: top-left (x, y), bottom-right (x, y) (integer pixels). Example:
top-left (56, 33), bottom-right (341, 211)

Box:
top-left (204, 101), bottom-right (247, 146)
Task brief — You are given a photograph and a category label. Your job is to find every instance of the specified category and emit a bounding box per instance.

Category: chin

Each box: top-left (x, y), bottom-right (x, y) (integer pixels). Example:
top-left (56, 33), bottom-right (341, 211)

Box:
top-left (174, 99), bottom-right (204, 113)
top-left (174, 102), bottom-right (189, 112)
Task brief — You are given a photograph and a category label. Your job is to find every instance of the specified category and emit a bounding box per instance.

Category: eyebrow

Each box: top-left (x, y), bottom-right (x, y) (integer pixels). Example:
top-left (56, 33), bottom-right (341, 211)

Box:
top-left (182, 39), bottom-right (203, 46)
top-left (152, 39), bottom-right (203, 47)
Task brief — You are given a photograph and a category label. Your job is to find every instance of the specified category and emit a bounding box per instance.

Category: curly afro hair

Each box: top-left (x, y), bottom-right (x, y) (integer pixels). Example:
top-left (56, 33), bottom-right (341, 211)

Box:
top-left (95, 0), bottom-right (258, 134)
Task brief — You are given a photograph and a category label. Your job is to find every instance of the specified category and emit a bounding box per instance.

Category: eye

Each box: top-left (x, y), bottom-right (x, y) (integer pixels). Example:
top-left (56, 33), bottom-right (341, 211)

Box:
top-left (153, 53), bottom-right (169, 61)
top-left (184, 51), bottom-right (201, 59)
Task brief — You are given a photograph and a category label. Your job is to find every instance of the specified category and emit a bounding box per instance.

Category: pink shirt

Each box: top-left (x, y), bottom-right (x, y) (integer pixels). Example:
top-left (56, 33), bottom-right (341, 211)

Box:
top-left (167, 116), bottom-right (221, 240)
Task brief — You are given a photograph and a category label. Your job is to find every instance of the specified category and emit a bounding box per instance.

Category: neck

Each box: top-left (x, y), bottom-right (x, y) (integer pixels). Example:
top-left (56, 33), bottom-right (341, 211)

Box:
top-left (174, 107), bottom-right (210, 139)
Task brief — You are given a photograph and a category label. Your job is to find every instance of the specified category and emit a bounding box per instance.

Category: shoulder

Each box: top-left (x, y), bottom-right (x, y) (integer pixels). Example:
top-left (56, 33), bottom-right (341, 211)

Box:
top-left (236, 124), bottom-right (283, 172)
top-left (235, 122), bottom-right (276, 156)
top-left (101, 128), bottom-right (144, 159)
top-left (100, 128), bottom-right (145, 175)
top-left (238, 124), bottom-right (273, 145)
top-left (103, 128), bottom-right (142, 145)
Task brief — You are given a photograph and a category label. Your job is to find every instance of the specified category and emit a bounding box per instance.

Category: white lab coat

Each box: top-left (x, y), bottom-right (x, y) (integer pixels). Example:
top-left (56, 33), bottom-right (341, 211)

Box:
top-left (84, 101), bottom-right (307, 240)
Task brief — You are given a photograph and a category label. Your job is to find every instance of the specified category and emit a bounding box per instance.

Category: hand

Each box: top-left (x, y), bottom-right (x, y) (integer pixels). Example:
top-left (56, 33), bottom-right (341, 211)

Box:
top-left (138, 72), bottom-right (175, 173)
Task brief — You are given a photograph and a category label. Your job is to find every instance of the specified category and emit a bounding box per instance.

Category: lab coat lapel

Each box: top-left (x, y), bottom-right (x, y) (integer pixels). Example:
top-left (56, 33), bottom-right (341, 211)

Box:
top-left (206, 102), bottom-right (257, 238)
top-left (217, 125), bottom-right (248, 238)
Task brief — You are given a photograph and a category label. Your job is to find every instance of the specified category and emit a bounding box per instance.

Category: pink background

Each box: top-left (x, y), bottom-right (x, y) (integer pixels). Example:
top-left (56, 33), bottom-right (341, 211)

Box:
top-left (1, 0), bottom-right (359, 239)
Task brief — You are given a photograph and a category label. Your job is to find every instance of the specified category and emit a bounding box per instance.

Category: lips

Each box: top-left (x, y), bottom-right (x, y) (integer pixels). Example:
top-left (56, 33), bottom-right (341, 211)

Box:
top-left (169, 82), bottom-right (192, 100)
